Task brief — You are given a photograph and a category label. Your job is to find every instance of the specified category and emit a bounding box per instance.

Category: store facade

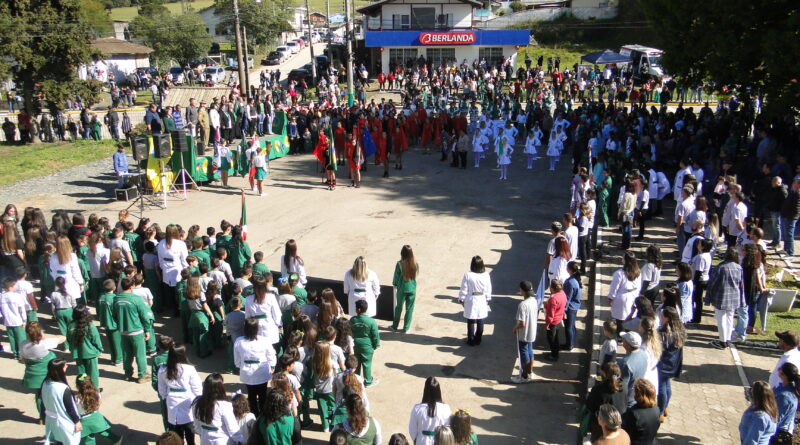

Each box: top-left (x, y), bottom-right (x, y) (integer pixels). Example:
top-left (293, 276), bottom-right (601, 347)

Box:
top-left (357, 0), bottom-right (530, 72)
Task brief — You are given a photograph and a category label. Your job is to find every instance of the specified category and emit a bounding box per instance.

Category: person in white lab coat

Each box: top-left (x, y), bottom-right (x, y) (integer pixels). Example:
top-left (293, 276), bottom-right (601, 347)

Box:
top-left (158, 345), bottom-right (203, 445)
top-left (458, 255), bottom-right (492, 346)
top-left (234, 318), bottom-right (276, 417)
top-left (192, 373), bottom-right (243, 445)
top-left (244, 275), bottom-right (282, 345)
top-left (40, 358), bottom-right (82, 445)
top-left (408, 377), bottom-right (451, 445)
top-left (344, 256), bottom-right (381, 317)
top-left (157, 225), bottom-right (189, 316)
top-left (280, 239), bottom-right (307, 286)
top-left (49, 235), bottom-right (84, 301)
top-left (607, 251), bottom-right (643, 333)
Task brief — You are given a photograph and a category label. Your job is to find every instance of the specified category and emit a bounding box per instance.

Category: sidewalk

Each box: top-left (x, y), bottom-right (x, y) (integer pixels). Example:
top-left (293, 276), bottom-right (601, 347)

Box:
top-left (589, 208), bottom-right (781, 444)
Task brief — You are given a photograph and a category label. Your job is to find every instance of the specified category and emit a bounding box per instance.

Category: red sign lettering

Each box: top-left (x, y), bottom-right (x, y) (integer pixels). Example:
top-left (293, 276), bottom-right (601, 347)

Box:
top-left (419, 32), bottom-right (476, 45)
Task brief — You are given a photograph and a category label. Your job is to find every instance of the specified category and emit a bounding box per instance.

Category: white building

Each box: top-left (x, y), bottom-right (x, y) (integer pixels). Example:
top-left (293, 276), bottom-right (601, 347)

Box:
top-left (89, 38), bottom-right (153, 81)
top-left (358, 0), bottom-right (530, 72)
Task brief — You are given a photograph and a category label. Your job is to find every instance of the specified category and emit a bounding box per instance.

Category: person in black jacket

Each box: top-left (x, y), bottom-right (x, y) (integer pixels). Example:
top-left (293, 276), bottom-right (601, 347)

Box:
top-left (780, 178), bottom-right (800, 256)
top-left (622, 379), bottom-right (661, 445)
top-left (767, 176), bottom-right (788, 247)
top-left (586, 361), bottom-right (628, 441)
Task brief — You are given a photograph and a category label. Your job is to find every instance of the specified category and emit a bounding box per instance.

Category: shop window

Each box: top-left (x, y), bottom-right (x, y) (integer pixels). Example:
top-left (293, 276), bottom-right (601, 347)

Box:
top-left (389, 48), bottom-right (418, 68)
top-left (392, 14), bottom-right (410, 30)
top-left (479, 47), bottom-right (504, 66)
top-left (426, 48), bottom-right (456, 67)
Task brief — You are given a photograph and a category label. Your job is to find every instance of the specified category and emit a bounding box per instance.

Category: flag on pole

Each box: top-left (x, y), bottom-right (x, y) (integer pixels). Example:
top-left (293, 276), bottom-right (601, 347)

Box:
top-left (535, 269), bottom-right (548, 309)
top-left (362, 125), bottom-right (377, 157)
top-left (496, 136), bottom-right (504, 157)
top-left (240, 189), bottom-right (248, 240)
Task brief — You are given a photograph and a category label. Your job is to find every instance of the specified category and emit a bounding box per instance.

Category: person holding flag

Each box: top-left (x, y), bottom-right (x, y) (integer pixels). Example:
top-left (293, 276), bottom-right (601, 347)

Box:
top-left (314, 129), bottom-right (337, 190)
top-left (239, 190), bottom-right (248, 241)
top-left (348, 132), bottom-right (364, 188)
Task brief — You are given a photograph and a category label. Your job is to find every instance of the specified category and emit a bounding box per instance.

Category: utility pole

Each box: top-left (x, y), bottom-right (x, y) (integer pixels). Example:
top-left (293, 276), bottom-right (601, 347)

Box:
top-left (232, 0), bottom-right (246, 97)
top-left (305, 0), bottom-right (317, 92)
top-left (326, 0), bottom-right (331, 59)
top-left (344, 0), bottom-right (354, 106)
top-left (242, 26), bottom-right (251, 96)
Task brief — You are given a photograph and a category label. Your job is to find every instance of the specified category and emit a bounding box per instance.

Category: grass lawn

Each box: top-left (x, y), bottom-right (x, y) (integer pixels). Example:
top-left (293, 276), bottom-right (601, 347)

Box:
top-left (109, 0), bottom-right (215, 21)
top-left (747, 268), bottom-right (800, 342)
top-left (517, 43), bottom-right (602, 70)
top-left (0, 140), bottom-right (120, 187)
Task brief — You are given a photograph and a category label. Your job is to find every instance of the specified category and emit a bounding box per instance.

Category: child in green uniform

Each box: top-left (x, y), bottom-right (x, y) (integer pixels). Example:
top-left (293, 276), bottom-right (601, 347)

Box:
top-left (15, 268), bottom-right (38, 322)
top-left (112, 276), bottom-right (152, 382)
top-left (289, 273), bottom-right (307, 306)
top-left (349, 300), bottom-right (380, 386)
top-left (176, 268), bottom-right (191, 344)
top-left (122, 221), bottom-right (140, 267)
top-left (19, 321), bottom-right (65, 416)
top-left (38, 243), bottom-right (56, 301)
top-left (187, 255), bottom-right (200, 277)
top-left (51, 277), bottom-right (78, 350)
top-left (451, 409), bottom-right (479, 445)
top-left (392, 245), bottom-right (418, 333)
top-left (142, 243), bottom-right (162, 312)
top-left (132, 274), bottom-right (157, 356)
top-left (67, 305), bottom-right (104, 389)
top-left (74, 374), bottom-right (122, 444)
top-left (311, 342), bottom-right (337, 432)
top-left (0, 276), bottom-right (27, 359)
top-left (227, 226), bottom-right (251, 278)
top-left (225, 295), bottom-right (245, 373)
top-left (206, 281), bottom-right (226, 348)
top-left (75, 235), bottom-right (91, 305)
top-left (151, 335), bottom-right (174, 431)
top-left (250, 388), bottom-right (295, 443)
top-left (252, 251), bottom-right (270, 279)
top-left (97, 279), bottom-right (122, 365)
top-left (190, 238), bottom-right (211, 268)
top-left (186, 276), bottom-right (215, 358)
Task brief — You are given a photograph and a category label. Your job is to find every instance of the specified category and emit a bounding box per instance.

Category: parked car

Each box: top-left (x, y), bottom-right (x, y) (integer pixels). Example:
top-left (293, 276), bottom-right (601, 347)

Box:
top-left (299, 36), bottom-right (309, 46)
top-left (203, 66), bottom-right (226, 84)
top-left (168, 66), bottom-right (185, 84)
top-left (276, 46), bottom-right (292, 59)
top-left (230, 55), bottom-right (254, 70)
top-left (288, 68), bottom-right (312, 85)
top-left (285, 41), bottom-right (300, 54)
top-left (190, 57), bottom-right (217, 70)
top-left (293, 38), bottom-right (305, 49)
top-left (262, 51), bottom-right (283, 65)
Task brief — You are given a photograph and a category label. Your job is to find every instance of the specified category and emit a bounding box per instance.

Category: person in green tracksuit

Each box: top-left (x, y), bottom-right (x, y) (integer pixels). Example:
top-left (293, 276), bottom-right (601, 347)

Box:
top-left (186, 276), bottom-right (215, 358)
top-left (289, 274), bottom-right (307, 306)
top-left (190, 238), bottom-right (211, 268)
top-left (151, 334), bottom-right (174, 431)
top-left (252, 251), bottom-right (270, 279)
top-left (67, 305), bottom-right (104, 389)
top-left (226, 226), bottom-right (251, 279)
top-left (112, 276), bottom-right (152, 382)
top-left (251, 388), bottom-right (295, 443)
top-left (349, 300), bottom-right (380, 386)
top-left (96, 279), bottom-right (122, 365)
top-left (392, 245), bottom-right (418, 333)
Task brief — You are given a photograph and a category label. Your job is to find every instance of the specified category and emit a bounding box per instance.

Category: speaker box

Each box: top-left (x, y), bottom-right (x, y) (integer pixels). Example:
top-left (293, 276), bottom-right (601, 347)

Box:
top-left (115, 186), bottom-right (139, 202)
top-left (171, 130), bottom-right (188, 153)
top-left (154, 134), bottom-right (172, 158)
top-left (132, 137), bottom-right (149, 160)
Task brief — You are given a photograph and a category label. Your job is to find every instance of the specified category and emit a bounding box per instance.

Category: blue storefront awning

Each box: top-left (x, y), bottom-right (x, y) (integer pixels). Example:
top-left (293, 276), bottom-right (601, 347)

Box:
top-left (364, 30), bottom-right (530, 48)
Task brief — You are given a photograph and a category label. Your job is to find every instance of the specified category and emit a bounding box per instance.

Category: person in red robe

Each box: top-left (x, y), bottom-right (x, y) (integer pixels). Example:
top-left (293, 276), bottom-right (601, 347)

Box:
top-left (420, 118), bottom-right (432, 152)
top-left (333, 121), bottom-right (346, 166)
top-left (393, 125), bottom-right (408, 170)
top-left (373, 125), bottom-right (389, 177)
top-left (405, 114), bottom-right (419, 145)
top-left (347, 132), bottom-right (363, 187)
top-left (431, 115), bottom-right (443, 155)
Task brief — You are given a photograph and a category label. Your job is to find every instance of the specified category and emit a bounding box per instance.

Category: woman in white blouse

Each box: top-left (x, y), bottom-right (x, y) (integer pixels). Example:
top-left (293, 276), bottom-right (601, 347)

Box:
top-left (280, 239), bottom-right (307, 286)
top-left (48, 235), bottom-right (84, 299)
top-left (244, 276), bottom-right (282, 346)
top-left (344, 256), bottom-right (380, 317)
top-left (408, 377), bottom-right (451, 445)
top-left (458, 255), bottom-right (492, 346)
top-left (157, 345), bottom-right (202, 445)
top-left (607, 251), bottom-right (642, 331)
top-left (192, 373), bottom-right (243, 445)
top-left (547, 237), bottom-right (571, 284)
top-left (157, 225), bottom-right (189, 316)
top-left (233, 318), bottom-right (276, 417)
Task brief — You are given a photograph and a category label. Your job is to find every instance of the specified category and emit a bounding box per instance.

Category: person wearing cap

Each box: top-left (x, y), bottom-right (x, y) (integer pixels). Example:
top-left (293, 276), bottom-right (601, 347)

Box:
top-left (618, 331), bottom-right (648, 408)
top-left (769, 331), bottom-right (800, 388)
top-left (512, 281), bottom-right (537, 383)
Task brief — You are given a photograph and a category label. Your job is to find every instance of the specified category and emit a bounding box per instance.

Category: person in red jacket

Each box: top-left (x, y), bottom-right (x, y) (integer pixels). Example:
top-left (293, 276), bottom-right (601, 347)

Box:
top-left (377, 72), bottom-right (386, 91)
top-left (544, 278), bottom-right (567, 361)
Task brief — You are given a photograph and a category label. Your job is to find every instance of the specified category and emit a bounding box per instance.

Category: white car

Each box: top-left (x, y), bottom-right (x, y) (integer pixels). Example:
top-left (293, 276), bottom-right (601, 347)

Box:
top-left (203, 66), bottom-right (226, 84)
top-left (168, 66), bottom-right (185, 84)
top-left (276, 46), bottom-right (292, 59)
top-left (285, 41), bottom-right (300, 54)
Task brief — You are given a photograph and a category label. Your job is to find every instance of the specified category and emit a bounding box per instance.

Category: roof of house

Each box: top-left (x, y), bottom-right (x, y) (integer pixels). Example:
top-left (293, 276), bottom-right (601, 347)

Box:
top-left (91, 38), bottom-right (153, 56)
top-left (357, 0), bottom-right (483, 14)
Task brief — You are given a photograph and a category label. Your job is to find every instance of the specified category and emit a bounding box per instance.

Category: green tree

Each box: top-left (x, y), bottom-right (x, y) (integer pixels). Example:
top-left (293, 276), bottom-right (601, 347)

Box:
top-left (214, 0), bottom-right (292, 49)
top-left (129, 12), bottom-right (211, 67)
top-left (0, 0), bottom-right (100, 115)
top-left (637, 0), bottom-right (800, 117)
top-left (138, 0), bottom-right (169, 16)
top-left (80, 0), bottom-right (113, 36)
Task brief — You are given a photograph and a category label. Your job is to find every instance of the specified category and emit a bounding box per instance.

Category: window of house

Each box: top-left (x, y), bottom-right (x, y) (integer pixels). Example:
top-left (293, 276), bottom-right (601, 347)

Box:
top-left (389, 48), bottom-right (418, 67)
top-left (392, 14), bottom-right (410, 30)
top-left (411, 7), bottom-right (436, 29)
top-left (479, 47), bottom-right (504, 65)
top-left (426, 48), bottom-right (456, 67)
top-left (436, 13), bottom-right (453, 29)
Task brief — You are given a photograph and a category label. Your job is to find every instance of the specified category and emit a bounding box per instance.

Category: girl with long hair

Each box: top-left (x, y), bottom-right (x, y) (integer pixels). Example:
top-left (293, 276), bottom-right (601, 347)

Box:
top-left (739, 243), bottom-right (767, 339)
top-left (51, 276), bottom-right (78, 349)
top-left (333, 355), bottom-right (369, 414)
top-left (344, 256), bottom-right (381, 317)
top-left (637, 317), bottom-right (661, 402)
top-left (434, 426), bottom-right (456, 445)
top-left (67, 305), bottom-right (104, 388)
top-left (48, 235), bottom-right (84, 302)
top-left (234, 318), bottom-right (276, 417)
top-left (334, 317), bottom-right (354, 356)
top-left (1, 219), bottom-right (25, 280)
top-left (157, 345), bottom-right (202, 445)
top-left (586, 361), bottom-right (627, 440)
top-left (547, 237), bottom-right (571, 283)
top-left (392, 245), bottom-right (419, 333)
top-left (621, 379), bottom-right (660, 444)
top-left (186, 276), bottom-right (215, 359)
top-left (245, 275), bottom-right (282, 347)
top-left (409, 377), bottom-right (451, 445)
top-left (250, 388), bottom-right (296, 444)
top-left (321, 287), bottom-right (344, 318)
top-left (450, 410), bottom-right (477, 445)
top-left (640, 245), bottom-right (663, 306)
top-left (192, 373), bottom-right (242, 444)
top-left (85, 232), bottom-right (110, 305)
top-left (157, 224), bottom-right (189, 316)
top-left (336, 393), bottom-right (381, 444)
top-left (74, 374), bottom-right (122, 444)
top-left (657, 306), bottom-right (686, 419)
top-left (774, 363), bottom-right (800, 437)
top-left (674, 262), bottom-right (694, 324)
top-left (312, 341), bottom-right (337, 432)
top-left (607, 251), bottom-right (641, 330)
top-left (623, 296), bottom-right (656, 333)
top-left (19, 321), bottom-right (65, 410)
top-left (40, 358), bottom-right (81, 445)
top-left (739, 381), bottom-right (778, 444)
top-left (458, 256), bottom-right (492, 346)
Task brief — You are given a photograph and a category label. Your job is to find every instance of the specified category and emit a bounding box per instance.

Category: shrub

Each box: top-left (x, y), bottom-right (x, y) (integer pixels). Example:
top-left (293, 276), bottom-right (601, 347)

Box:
top-left (510, 1), bottom-right (526, 12)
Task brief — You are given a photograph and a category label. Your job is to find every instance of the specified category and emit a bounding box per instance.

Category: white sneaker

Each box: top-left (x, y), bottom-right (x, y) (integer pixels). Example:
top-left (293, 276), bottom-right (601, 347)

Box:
top-left (511, 375), bottom-right (525, 384)
top-left (259, 193), bottom-right (267, 197)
